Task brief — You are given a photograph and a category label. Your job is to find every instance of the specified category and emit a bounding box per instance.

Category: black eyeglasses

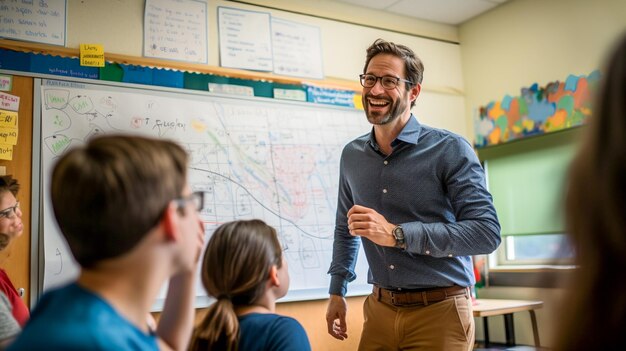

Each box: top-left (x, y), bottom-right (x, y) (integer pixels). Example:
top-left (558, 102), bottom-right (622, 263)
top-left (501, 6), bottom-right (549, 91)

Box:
top-left (0, 202), bottom-right (19, 219)
top-left (174, 192), bottom-right (204, 212)
top-left (359, 74), bottom-right (413, 90)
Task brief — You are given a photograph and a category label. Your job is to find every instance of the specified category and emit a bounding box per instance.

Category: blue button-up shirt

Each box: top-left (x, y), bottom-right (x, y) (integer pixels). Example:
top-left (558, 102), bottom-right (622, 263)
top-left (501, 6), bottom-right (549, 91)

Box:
top-left (328, 115), bottom-right (501, 296)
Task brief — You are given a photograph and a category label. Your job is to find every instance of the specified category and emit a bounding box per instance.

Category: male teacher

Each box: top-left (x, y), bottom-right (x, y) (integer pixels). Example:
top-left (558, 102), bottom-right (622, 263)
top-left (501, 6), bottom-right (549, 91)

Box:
top-left (326, 39), bottom-right (501, 351)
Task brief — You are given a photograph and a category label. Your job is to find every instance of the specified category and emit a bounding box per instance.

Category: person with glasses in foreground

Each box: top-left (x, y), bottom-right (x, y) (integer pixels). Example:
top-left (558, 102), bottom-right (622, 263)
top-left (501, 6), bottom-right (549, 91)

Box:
top-left (0, 176), bottom-right (29, 347)
top-left (189, 219), bottom-right (311, 351)
top-left (8, 135), bottom-right (205, 351)
top-left (326, 39), bottom-right (501, 351)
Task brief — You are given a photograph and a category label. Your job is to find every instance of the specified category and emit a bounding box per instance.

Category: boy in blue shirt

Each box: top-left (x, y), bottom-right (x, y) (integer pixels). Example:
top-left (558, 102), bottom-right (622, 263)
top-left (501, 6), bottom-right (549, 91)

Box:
top-left (9, 135), bottom-right (205, 350)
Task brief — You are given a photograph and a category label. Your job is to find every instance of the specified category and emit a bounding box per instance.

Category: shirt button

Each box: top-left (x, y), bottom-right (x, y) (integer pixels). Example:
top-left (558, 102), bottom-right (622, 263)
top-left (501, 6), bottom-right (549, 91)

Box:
top-left (384, 160), bottom-right (388, 165)
top-left (389, 265), bottom-right (395, 270)
top-left (382, 189), bottom-right (388, 193)
top-left (425, 250), bottom-right (430, 255)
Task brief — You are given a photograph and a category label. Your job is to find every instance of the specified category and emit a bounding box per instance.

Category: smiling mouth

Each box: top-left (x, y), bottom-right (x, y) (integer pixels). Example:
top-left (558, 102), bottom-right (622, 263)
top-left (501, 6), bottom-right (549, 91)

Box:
top-left (367, 97), bottom-right (390, 107)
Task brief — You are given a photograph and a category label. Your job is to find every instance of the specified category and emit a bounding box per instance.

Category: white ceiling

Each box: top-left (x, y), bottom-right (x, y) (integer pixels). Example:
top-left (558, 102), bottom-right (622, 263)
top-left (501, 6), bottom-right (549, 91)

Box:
top-left (333, 0), bottom-right (511, 25)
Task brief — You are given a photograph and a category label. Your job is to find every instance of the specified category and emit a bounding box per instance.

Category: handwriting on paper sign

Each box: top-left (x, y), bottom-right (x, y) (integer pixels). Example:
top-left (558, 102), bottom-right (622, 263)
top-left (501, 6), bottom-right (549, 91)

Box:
top-left (44, 134), bottom-right (70, 155)
top-left (0, 76), bottom-right (12, 91)
top-left (80, 44), bottom-right (105, 67)
top-left (0, 145), bottom-right (12, 160)
top-left (0, 0), bottom-right (64, 44)
top-left (0, 110), bottom-right (18, 128)
top-left (0, 93), bottom-right (20, 112)
top-left (45, 89), bottom-right (70, 109)
top-left (0, 130), bottom-right (18, 145)
top-left (69, 95), bottom-right (94, 114)
top-left (144, 0), bottom-right (206, 62)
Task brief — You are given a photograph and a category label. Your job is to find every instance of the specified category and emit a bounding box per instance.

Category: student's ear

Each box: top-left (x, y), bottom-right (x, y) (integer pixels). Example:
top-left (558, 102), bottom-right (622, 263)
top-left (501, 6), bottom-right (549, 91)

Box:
top-left (269, 265), bottom-right (281, 287)
top-left (160, 203), bottom-right (179, 241)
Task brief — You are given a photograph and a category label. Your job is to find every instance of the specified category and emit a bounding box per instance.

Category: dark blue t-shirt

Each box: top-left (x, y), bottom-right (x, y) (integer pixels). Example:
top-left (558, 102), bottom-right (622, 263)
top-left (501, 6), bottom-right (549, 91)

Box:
top-left (239, 313), bottom-right (311, 351)
top-left (8, 283), bottom-right (158, 351)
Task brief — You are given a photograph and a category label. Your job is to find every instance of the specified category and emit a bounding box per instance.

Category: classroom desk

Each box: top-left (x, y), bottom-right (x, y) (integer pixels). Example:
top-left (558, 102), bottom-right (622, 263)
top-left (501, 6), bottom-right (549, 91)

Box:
top-left (473, 299), bottom-right (543, 347)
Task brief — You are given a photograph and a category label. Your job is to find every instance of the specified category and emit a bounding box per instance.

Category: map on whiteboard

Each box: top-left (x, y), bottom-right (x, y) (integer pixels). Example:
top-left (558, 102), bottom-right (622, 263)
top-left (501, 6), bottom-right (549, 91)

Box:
top-left (39, 79), bottom-right (372, 306)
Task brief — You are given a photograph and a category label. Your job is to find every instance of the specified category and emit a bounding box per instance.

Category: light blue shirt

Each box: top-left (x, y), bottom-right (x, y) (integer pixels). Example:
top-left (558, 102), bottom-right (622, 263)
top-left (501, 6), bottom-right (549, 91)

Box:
top-left (328, 115), bottom-right (501, 296)
top-left (8, 283), bottom-right (158, 351)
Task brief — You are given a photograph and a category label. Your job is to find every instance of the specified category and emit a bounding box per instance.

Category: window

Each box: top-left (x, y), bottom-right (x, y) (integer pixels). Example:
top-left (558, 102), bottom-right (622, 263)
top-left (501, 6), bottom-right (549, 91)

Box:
top-left (499, 233), bottom-right (573, 265)
top-left (479, 129), bottom-right (581, 267)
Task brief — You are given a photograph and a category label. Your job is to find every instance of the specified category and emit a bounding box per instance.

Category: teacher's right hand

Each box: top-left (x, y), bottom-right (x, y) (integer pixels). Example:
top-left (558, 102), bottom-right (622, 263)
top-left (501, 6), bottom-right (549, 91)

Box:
top-left (326, 294), bottom-right (349, 340)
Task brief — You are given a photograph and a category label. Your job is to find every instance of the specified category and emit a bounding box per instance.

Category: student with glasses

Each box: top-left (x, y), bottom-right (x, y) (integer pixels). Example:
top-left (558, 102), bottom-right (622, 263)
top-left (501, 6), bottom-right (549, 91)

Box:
top-left (189, 219), bottom-right (310, 351)
top-left (0, 176), bottom-right (29, 347)
top-left (9, 135), bottom-right (205, 351)
top-left (326, 39), bottom-right (501, 350)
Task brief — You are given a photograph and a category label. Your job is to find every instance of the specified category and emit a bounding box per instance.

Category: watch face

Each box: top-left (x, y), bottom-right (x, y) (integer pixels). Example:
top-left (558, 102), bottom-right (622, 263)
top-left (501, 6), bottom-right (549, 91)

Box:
top-left (393, 226), bottom-right (404, 239)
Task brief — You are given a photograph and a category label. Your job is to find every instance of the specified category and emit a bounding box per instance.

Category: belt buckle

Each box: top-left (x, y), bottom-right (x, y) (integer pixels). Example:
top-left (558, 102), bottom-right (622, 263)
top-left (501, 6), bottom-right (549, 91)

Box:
top-left (389, 291), bottom-right (407, 306)
top-left (390, 291), bottom-right (397, 305)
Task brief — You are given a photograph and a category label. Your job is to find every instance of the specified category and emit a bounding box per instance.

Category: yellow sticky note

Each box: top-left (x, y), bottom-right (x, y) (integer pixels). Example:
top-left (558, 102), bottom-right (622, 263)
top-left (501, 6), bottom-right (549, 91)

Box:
top-left (353, 94), bottom-right (364, 110)
top-left (0, 127), bottom-right (18, 145)
top-left (0, 109), bottom-right (18, 128)
top-left (80, 44), bottom-right (105, 67)
top-left (0, 144), bottom-right (13, 160)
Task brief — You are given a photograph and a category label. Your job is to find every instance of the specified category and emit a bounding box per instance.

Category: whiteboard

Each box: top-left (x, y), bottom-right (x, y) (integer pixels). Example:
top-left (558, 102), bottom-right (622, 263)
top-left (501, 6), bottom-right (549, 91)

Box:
top-left (36, 78), bottom-right (373, 308)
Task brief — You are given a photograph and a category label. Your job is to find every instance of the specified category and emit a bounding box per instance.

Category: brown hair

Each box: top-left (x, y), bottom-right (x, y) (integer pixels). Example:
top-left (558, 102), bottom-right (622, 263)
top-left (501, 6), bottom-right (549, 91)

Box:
top-left (0, 175), bottom-right (20, 197)
top-left (555, 33), bottom-right (626, 350)
top-left (364, 38), bottom-right (424, 108)
top-left (50, 134), bottom-right (188, 268)
top-left (189, 219), bottom-right (283, 351)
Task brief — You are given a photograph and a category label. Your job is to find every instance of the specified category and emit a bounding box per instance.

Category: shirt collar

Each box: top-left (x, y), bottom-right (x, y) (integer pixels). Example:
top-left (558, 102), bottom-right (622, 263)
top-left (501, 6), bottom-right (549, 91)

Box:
top-left (395, 114), bottom-right (421, 145)
top-left (368, 114), bottom-right (421, 150)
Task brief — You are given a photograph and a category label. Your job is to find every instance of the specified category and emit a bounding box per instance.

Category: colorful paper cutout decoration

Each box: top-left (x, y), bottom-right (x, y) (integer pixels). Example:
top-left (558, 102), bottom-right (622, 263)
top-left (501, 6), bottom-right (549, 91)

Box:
top-left (474, 70), bottom-right (601, 148)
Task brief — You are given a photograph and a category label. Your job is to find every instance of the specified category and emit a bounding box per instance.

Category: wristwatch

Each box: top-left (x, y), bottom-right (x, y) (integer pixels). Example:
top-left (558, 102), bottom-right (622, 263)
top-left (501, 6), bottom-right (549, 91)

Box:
top-left (392, 225), bottom-right (405, 249)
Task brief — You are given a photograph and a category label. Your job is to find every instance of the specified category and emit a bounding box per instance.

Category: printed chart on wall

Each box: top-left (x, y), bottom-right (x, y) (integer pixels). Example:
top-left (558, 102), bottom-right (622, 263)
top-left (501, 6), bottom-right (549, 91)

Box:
top-left (38, 78), bottom-right (372, 308)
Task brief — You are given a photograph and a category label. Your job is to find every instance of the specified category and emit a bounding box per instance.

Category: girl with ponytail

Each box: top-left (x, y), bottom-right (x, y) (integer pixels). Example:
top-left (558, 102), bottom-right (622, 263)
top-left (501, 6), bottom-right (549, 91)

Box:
top-left (189, 219), bottom-right (311, 351)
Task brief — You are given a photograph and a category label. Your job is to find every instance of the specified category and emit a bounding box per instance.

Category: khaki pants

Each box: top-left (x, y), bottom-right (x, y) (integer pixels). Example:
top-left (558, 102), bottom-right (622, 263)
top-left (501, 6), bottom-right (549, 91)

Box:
top-left (358, 292), bottom-right (474, 351)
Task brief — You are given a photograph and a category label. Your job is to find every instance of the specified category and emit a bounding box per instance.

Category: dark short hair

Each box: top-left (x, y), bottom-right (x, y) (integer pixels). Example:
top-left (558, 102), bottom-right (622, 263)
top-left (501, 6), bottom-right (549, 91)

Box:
top-left (0, 175), bottom-right (20, 197)
top-left (50, 134), bottom-right (188, 268)
top-left (364, 39), bottom-right (424, 108)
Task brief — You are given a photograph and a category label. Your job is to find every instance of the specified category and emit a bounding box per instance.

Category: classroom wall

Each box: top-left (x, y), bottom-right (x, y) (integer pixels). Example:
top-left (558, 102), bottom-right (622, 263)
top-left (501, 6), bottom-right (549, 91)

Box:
top-left (66, 0), bottom-right (461, 89)
top-left (459, 0), bottom-right (626, 141)
top-left (459, 0), bottom-right (626, 347)
top-left (66, 0), bottom-right (469, 139)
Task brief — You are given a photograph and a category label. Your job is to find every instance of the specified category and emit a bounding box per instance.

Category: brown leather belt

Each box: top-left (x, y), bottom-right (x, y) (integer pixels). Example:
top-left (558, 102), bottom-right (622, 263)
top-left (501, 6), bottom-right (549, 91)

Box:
top-left (373, 285), bottom-right (469, 307)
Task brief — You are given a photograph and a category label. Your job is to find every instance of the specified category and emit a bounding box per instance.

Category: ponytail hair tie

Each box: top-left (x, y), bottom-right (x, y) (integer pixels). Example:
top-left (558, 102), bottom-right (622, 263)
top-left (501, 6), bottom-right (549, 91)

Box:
top-left (217, 294), bottom-right (232, 301)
